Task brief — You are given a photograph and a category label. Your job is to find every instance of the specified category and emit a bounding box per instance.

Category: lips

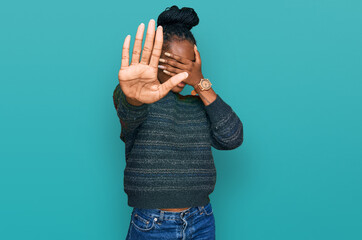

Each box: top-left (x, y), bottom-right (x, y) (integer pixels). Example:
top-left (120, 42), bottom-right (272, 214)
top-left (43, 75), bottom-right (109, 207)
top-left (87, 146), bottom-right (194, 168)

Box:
top-left (177, 81), bottom-right (186, 87)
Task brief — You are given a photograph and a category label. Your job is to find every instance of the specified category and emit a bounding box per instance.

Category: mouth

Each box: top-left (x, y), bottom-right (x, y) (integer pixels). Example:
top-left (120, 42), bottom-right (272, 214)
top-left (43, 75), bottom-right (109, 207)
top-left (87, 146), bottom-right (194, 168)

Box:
top-left (177, 81), bottom-right (186, 88)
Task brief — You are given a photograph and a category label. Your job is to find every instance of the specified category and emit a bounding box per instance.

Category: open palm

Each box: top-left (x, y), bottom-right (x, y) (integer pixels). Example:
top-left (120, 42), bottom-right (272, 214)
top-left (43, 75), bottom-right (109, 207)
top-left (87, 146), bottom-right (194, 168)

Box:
top-left (118, 19), bottom-right (188, 105)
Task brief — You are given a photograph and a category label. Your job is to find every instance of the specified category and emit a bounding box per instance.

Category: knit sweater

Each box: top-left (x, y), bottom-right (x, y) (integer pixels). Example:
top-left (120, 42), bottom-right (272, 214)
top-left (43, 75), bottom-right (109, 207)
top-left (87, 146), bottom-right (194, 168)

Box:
top-left (113, 84), bottom-right (243, 209)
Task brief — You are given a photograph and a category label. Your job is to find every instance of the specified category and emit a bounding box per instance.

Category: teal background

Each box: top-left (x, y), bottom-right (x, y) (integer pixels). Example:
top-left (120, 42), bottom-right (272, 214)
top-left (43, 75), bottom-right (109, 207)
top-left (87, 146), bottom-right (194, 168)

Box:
top-left (1, 0), bottom-right (361, 239)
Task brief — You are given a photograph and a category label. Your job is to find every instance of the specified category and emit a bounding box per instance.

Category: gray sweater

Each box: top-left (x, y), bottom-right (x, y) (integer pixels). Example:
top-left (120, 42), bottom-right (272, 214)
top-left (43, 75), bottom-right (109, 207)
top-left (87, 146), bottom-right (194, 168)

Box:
top-left (113, 84), bottom-right (243, 208)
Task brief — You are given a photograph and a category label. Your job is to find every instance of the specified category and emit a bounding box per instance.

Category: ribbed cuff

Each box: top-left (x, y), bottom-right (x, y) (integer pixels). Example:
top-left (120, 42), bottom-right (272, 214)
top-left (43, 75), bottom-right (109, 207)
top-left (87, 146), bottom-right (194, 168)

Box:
top-left (204, 95), bottom-right (233, 123)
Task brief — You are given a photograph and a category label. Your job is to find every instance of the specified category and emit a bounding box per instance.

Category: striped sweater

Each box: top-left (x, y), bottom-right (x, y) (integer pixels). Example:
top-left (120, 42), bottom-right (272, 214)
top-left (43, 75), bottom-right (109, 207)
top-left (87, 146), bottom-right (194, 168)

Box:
top-left (113, 84), bottom-right (243, 209)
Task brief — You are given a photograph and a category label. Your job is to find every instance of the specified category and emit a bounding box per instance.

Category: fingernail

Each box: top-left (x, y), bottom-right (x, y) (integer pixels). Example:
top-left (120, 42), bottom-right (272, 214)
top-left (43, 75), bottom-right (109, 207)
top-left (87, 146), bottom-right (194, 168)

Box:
top-left (194, 45), bottom-right (197, 50)
top-left (184, 72), bottom-right (188, 77)
top-left (158, 65), bottom-right (165, 69)
top-left (165, 52), bottom-right (171, 57)
top-left (163, 70), bottom-right (171, 74)
top-left (159, 58), bottom-right (166, 63)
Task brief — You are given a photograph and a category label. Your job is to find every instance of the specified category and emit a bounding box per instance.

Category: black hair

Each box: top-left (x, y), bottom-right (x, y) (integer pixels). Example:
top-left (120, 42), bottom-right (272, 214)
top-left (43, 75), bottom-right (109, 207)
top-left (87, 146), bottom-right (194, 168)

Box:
top-left (157, 5), bottom-right (199, 49)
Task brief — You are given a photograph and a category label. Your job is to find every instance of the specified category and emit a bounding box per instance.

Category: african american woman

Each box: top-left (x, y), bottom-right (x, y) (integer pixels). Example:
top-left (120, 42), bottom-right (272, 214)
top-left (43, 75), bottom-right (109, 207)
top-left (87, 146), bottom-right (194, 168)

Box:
top-left (113, 5), bottom-right (243, 240)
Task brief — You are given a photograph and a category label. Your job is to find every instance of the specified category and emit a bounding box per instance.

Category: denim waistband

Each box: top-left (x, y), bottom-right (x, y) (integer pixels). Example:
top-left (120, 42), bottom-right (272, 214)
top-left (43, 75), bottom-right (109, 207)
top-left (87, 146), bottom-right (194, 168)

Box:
top-left (132, 202), bottom-right (212, 221)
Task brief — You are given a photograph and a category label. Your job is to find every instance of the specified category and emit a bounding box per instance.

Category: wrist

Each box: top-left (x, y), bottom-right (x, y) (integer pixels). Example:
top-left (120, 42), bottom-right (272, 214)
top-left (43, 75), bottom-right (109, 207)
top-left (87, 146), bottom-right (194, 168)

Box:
top-left (192, 83), bottom-right (202, 93)
top-left (192, 75), bottom-right (204, 89)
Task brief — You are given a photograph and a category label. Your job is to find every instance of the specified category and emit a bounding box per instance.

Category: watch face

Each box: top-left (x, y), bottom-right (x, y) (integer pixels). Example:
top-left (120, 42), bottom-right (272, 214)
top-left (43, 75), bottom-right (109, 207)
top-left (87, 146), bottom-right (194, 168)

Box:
top-left (201, 79), bottom-right (211, 89)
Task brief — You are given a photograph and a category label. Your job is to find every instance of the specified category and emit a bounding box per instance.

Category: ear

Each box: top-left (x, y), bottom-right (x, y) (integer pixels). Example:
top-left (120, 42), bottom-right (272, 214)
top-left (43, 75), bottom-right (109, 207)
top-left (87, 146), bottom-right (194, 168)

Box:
top-left (194, 44), bottom-right (201, 64)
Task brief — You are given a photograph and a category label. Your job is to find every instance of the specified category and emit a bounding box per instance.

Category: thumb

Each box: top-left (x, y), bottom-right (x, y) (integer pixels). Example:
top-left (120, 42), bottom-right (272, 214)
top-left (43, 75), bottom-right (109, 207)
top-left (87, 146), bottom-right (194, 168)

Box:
top-left (157, 72), bottom-right (189, 98)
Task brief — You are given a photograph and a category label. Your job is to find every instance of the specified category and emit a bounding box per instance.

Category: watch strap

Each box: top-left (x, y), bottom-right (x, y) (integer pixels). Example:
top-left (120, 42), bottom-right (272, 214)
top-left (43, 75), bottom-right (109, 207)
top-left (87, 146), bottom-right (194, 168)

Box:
top-left (191, 78), bottom-right (211, 95)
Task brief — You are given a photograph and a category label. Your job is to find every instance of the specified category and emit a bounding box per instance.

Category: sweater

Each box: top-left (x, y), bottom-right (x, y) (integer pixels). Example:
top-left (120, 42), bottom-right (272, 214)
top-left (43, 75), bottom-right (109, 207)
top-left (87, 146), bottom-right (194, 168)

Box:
top-left (112, 84), bottom-right (243, 209)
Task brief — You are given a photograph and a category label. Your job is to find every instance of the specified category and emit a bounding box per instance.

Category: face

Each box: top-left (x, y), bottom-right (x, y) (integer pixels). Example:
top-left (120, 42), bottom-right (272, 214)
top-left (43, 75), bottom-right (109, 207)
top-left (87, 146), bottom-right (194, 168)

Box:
top-left (158, 39), bottom-right (196, 93)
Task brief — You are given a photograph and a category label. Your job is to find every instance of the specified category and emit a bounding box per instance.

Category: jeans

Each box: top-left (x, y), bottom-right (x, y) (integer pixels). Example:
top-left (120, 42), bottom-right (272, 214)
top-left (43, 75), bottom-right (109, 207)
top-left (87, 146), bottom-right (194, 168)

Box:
top-left (125, 202), bottom-right (215, 240)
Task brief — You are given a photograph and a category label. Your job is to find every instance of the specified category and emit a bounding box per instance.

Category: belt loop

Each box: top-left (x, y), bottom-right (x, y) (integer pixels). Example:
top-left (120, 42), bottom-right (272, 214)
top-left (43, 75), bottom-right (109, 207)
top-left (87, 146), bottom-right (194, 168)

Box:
top-left (159, 210), bottom-right (164, 222)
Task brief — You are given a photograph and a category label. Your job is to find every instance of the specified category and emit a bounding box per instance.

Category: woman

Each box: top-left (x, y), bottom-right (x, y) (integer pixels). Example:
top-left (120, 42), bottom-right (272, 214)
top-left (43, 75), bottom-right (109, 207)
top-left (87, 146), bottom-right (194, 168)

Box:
top-left (113, 5), bottom-right (243, 239)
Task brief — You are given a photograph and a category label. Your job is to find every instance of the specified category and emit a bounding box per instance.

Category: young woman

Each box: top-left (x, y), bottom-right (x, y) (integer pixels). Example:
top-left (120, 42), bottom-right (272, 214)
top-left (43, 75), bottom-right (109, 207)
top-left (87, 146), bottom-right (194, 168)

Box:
top-left (113, 5), bottom-right (243, 239)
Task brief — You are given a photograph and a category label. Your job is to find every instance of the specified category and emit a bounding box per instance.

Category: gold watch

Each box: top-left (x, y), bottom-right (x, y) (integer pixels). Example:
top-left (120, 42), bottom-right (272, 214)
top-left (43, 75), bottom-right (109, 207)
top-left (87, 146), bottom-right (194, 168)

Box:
top-left (191, 78), bottom-right (212, 95)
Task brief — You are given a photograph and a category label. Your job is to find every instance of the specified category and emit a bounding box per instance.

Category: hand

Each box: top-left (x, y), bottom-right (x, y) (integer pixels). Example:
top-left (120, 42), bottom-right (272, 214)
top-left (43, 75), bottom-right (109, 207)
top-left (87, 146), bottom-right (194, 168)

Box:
top-left (118, 19), bottom-right (189, 105)
top-left (157, 45), bottom-right (204, 88)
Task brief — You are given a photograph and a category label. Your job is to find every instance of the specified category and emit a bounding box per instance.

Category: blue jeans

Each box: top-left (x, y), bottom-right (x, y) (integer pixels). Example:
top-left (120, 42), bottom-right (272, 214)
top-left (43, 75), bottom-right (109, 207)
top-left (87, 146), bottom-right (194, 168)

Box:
top-left (125, 202), bottom-right (215, 240)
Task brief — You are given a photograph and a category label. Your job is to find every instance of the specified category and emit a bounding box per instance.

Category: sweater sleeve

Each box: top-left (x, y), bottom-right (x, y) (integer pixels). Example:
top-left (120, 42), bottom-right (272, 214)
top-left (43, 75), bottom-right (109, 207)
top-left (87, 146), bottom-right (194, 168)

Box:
top-left (204, 95), bottom-right (243, 150)
top-left (112, 84), bottom-right (149, 142)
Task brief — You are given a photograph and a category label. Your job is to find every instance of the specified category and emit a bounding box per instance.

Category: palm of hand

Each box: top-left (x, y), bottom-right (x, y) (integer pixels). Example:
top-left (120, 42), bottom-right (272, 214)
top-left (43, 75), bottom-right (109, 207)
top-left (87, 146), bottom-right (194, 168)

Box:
top-left (119, 64), bottom-right (160, 104)
top-left (118, 19), bottom-right (188, 105)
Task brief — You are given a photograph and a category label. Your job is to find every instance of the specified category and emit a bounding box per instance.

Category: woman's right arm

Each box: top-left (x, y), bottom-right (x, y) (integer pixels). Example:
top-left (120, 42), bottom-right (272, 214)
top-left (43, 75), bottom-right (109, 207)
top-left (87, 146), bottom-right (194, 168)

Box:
top-left (113, 84), bottom-right (149, 142)
top-left (114, 19), bottom-right (189, 141)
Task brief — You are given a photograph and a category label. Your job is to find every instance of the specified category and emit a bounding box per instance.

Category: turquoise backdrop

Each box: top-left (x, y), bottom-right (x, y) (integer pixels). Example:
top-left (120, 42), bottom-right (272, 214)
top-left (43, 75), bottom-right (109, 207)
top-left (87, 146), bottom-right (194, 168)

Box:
top-left (1, 0), bottom-right (361, 239)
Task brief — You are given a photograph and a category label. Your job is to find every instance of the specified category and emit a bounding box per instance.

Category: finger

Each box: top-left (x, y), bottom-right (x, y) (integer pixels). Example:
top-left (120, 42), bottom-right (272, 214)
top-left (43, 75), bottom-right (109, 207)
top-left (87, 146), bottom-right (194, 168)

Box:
top-left (194, 44), bottom-right (201, 64)
top-left (121, 35), bottom-right (131, 69)
top-left (140, 19), bottom-right (156, 65)
top-left (131, 23), bottom-right (145, 65)
top-left (157, 72), bottom-right (188, 98)
top-left (158, 64), bottom-right (183, 74)
top-left (164, 52), bottom-right (192, 65)
top-left (163, 69), bottom-right (176, 76)
top-left (159, 57), bottom-right (188, 70)
top-left (149, 26), bottom-right (163, 68)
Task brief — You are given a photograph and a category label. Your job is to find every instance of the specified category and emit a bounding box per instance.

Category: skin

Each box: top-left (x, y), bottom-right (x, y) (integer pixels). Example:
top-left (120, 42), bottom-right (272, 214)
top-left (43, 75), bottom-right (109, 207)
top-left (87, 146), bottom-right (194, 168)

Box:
top-left (118, 19), bottom-right (217, 212)
top-left (118, 20), bottom-right (189, 107)
top-left (157, 38), bottom-right (196, 93)
top-left (157, 38), bottom-right (217, 106)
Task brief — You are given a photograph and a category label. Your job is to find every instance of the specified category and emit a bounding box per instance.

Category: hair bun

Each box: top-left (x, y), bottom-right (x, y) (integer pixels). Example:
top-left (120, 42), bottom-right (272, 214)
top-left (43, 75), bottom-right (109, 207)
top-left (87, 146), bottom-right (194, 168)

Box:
top-left (157, 5), bottom-right (199, 30)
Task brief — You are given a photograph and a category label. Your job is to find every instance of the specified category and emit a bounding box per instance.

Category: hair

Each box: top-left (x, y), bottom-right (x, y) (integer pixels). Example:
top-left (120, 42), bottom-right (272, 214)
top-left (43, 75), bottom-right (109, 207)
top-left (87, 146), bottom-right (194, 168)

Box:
top-left (157, 5), bottom-right (199, 49)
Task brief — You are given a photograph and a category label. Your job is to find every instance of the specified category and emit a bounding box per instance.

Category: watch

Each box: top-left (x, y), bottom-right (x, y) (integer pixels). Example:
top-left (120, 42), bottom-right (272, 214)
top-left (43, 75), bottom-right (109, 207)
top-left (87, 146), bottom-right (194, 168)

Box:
top-left (191, 78), bottom-right (212, 95)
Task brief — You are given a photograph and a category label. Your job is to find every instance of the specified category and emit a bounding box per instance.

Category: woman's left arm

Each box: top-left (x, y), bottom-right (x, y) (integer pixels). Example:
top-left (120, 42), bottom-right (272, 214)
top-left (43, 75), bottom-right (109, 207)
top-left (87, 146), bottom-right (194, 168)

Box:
top-left (197, 87), bottom-right (243, 150)
top-left (159, 45), bottom-right (243, 150)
